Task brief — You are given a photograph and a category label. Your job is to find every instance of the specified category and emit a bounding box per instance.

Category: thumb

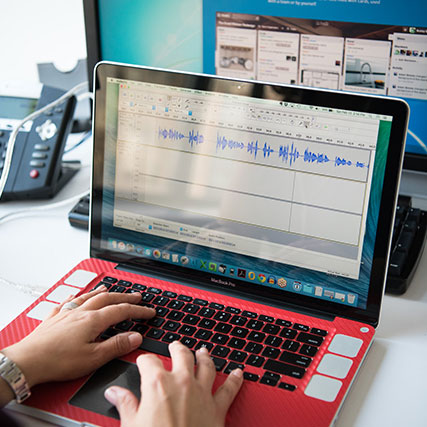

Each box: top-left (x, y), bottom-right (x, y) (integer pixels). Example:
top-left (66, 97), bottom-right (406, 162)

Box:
top-left (96, 332), bottom-right (142, 364)
top-left (104, 385), bottom-right (139, 423)
top-left (214, 369), bottom-right (244, 421)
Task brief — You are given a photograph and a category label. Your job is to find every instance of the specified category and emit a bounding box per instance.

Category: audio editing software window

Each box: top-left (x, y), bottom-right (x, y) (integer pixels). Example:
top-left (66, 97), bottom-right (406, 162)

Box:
top-left (110, 78), bottom-right (386, 280)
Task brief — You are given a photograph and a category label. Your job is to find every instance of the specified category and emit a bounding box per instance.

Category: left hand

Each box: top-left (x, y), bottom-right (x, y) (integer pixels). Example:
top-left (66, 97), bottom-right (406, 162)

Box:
top-left (1, 286), bottom-right (156, 388)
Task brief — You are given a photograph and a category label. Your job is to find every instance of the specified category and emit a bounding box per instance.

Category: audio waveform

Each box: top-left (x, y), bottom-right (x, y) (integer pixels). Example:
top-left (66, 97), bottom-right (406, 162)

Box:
top-left (158, 127), bottom-right (205, 147)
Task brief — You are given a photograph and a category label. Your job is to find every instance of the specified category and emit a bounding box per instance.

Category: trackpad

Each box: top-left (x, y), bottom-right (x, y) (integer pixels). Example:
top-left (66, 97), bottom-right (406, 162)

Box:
top-left (69, 359), bottom-right (140, 420)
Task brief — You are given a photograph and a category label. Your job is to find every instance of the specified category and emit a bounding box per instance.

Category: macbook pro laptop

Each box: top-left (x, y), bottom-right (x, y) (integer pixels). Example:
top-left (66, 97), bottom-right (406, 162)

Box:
top-left (0, 62), bottom-right (408, 426)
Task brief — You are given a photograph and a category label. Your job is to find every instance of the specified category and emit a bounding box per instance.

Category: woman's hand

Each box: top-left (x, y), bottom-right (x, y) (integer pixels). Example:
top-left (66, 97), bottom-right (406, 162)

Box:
top-left (1, 286), bottom-right (155, 390)
top-left (105, 340), bottom-right (244, 427)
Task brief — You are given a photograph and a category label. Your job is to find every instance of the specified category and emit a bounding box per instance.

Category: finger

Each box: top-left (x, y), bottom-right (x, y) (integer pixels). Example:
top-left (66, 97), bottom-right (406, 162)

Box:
top-left (195, 346), bottom-right (216, 389)
top-left (79, 291), bottom-right (142, 311)
top-left (95, 303), bottom-right (156, 331)
top-left (45, 294), bottom-right (75, 319)
top-left (214, 369), bottom-right (244, 420)
top-left (169, 341), bottom-right (195, 374)
top-left (71, 285), bottom-right (107, 307)
top-left (104, 385), bottom-right (139, 425)
top-left (137, 353), bottom-right (165, 395)
top-left (94, 332), bottom-right (142, 365)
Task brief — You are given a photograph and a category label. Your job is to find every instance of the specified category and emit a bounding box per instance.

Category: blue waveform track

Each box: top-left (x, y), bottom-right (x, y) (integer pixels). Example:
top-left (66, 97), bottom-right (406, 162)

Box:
top-left (217, 135), bottom-right (245, 152)
top-left (278, 143), bottom-right (300, 166)
top-left (158, 127), bottom-right (205, 147)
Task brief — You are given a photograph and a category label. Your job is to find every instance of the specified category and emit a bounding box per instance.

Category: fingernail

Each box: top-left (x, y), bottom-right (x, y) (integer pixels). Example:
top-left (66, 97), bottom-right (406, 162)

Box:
top-left (128, 333), bottom-right (142, 347)
top-left (231, 368), bottom-right (243, 378)
top-left (197, 346), bottom-right (208, 354)
top-left (104, 387), bottom-right (117, 404)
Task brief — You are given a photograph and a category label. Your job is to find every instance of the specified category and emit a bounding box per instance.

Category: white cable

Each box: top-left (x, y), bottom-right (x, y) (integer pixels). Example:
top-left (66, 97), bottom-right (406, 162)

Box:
top-left (0, 81), bottom-right (89, 200)
top-left (408, 129), bottom-right (427, 153)
top-left (0, 189), bottom-right (89, 224)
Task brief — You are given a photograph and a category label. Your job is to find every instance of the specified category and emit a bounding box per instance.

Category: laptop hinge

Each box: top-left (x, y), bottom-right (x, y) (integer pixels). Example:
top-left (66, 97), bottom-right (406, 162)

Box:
top-left (115, 262), bottom-right (335, 322)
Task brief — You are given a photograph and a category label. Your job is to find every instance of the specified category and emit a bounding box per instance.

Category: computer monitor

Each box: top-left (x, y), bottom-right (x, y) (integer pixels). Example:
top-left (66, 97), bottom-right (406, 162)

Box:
top-left (83, 0), bottom-right (427, 197)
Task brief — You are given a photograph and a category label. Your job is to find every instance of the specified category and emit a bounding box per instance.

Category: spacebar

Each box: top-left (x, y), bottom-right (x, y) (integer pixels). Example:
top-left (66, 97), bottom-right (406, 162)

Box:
top-left (139, 338), bottom-right (171, 357)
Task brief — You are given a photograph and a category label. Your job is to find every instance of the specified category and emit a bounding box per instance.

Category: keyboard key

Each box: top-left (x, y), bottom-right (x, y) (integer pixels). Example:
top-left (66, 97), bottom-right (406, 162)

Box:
top-left (246, 354), bottom-right (265, 367)
top-left (265, 335), bottom-right (283, 347)
top-left (242, 310), bottom-right (258, 318)
top-left (153, 296), bottom-right (170, 306)
top-left (243, 372), bottom-right (259, 382)
top-left (194, 329), bottom-right (213, 340)
top-left (214, 311), bottom-right (231, 322)
top-left (297, 332), bottom-right (324, 347)
top-left (182, 314), bottom-right (200, 325)
top-left (155, 307), bottom-right (169, 317)
top-left (261, 346), bottom-right (280, 359)
top-left (280, 328), bottom-right (297, 339)
top-left (163, 291), bottom-right (177, 298)
top-left (224, 362), bottom-right (244, 374)
top-left (131, 324), bottom-right (148, 335)
top-left (278, 382), bottom-right (296, 391)
top-left (212, 345), bottom-right (230, 358)
top-left (103, 276), bottom-right (118, 283)
top-left (181, 337), bottom-right (197, 348)
top-left (280, 351), bottom-right (312, 368)
top-left (146, 328), bottom-right (164, 340)
top-left (139, 338), bottom-right (170, 357)
top-left (163, 321), bottom-right (180, 332)
top-left (282, 340), bottom-right (300, 352)
top-left (199, 307), bottom-right (215, 318)
top-left (178, 295), bottom-right (193, 302)
top-left (299, 344), bottom-right (318, 357)
top-left (167, 310), bottom-right (185, 321)
top-left (225, 306), bottom-right (241, 314)
top-left (141, 292), bottom-right (155, 302)
top-left (212, 357), bottom-right (227, 371)
top-left (310, 328), bottom-right (328, 337)
top-left (125, 289), bottom-right (140, 294)
top-left (260, 372), bottom-right (280, 387)
top-left (194, 341), bottom-right (213, 352)
top-left (244, 342), bottom-right (263, 354)
top-left (228, 338), bottom-right (245, 349)
top-left (162, 332), bottom-right (181, 343)
top-left (229, 350), bottom-right (248, 363)
top-left (193, 298), bottom-right (208, 306)
top-left (168, 300), bottom-right (184, 310)
top-left (118, 280), bottom-right (132, 287)
top-left (93, 281), bottom-right (111, 290)
top-left (100, 328), bottom-right (118, 339)
top-left (275, 319), bottom-right (292, 328)
top-left (183, 304), bottom-right (200, 314)
top-left (148, 287), bottom-right (162, 294)
top-left (132, 283), bottom-right (146, 291)
top-left (247, 331), bottom-right (266, 343)
top-left (230, 315), bottom-right (247, 326)
top-left (178, 325), bottom-right (196, 336)
top-left (199, 318), bottom-right (216, 329)
top-left (209, 302), bottom-right (224, 310)
top-left (293, 323), bottom-right (310, 332)
top-left (109, 285), bottom-right (126, 293)
top-left (231, 327), bottom-right (249, 338)
top-left (263, 324), bottom-right (280, 335)
top-left (264, 359), bottom-right (305, 379)
top-left (148, 317), bottom-right (165, 327)
top-left (246, 320), bottom-right (264, 331)
top-left (211, 333), bottom-right (229, 345)
top-left (259, 315), bottom-right (274, 323)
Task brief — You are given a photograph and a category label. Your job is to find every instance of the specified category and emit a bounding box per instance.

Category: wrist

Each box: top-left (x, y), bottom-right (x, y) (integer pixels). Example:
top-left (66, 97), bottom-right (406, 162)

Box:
top-left (0, 351), bottom-right (31, 404)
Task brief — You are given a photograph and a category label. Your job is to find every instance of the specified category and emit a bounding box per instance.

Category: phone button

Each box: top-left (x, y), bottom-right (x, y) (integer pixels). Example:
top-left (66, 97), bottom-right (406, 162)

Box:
top-left (29, 169), bottom-right (39, 179)
top-left (32, 152), bottom-right (48, 159)
top-left (30, 160), bottom-right (45, 168)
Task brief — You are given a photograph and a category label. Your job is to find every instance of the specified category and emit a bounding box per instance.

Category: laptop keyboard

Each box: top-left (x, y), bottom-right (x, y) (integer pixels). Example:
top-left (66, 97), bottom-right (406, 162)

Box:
top-left (95, 276), bottom-right (329, 391)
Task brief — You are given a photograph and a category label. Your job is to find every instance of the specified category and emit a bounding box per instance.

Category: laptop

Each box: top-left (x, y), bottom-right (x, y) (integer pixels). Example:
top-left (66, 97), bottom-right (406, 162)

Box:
top-left (0, 62), bottom-right (408, 426)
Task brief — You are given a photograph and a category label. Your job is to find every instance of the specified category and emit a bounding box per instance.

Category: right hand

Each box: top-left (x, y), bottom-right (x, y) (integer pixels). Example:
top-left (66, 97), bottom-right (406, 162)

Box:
top-left (105, 340), bottom-right (244, 427)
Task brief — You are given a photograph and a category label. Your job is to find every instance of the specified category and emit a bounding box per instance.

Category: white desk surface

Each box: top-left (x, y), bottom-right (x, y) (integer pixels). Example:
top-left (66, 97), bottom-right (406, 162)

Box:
top-left (0, 131), bottom-right (426, 427)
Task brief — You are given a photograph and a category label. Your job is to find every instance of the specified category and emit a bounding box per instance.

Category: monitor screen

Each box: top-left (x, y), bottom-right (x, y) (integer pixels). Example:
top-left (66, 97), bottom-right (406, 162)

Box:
top-left (83, 0), bottom-right (426, 169)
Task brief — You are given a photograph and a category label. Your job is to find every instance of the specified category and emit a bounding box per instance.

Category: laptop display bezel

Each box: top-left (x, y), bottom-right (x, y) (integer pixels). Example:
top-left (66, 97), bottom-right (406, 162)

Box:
top-left (91, 61), bottom-right (408, 327)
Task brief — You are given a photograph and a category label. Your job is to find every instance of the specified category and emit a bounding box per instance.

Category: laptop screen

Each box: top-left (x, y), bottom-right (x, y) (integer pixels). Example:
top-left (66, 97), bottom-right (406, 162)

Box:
top-left (92, 63), bottom-right (407, 323)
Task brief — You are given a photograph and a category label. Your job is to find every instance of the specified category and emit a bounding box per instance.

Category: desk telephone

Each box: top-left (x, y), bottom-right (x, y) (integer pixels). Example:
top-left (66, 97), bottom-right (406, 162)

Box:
top-left (0, 82), bottom-right (77, 201)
